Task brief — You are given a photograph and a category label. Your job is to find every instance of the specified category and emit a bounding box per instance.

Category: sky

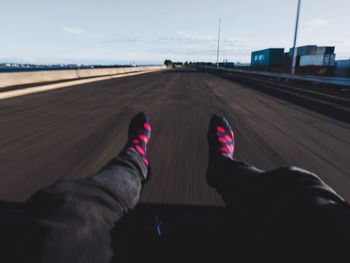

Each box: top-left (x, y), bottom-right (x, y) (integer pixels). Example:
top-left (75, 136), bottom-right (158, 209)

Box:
top-left (0, 0), bottom-right (349, 65)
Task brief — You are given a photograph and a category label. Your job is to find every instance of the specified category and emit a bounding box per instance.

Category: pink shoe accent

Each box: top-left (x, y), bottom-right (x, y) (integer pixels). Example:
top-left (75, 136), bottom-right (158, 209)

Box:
top-left (142, 157), bottom-right (149, 166)
top-left (217, 126), bottom-right (225, 133)
top-left (220, 146), bottom-right (229, 152)
top-left (139, 135), bottom-right (148, 143)
top-left (135, 145), bottom-right (145, 155)
top-left (218, 137), bottom-right (226, 143)
top-left (144, 123), bottom-right (151, 131)
top-left (224, 135), bottom-right (232, 142)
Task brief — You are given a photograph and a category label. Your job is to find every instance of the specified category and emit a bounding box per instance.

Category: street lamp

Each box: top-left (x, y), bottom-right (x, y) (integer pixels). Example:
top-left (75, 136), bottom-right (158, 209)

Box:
top-left (291, 0), bottom-right (301, 74)
top-left (216, 18), bottom-right (221, 69)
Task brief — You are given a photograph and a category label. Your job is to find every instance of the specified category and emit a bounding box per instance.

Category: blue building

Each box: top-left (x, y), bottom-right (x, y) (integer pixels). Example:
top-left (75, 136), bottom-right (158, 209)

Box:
top-left (335, 59), bottom-right (350, 77)
top-left (251, 48), bottom-right (285, 67)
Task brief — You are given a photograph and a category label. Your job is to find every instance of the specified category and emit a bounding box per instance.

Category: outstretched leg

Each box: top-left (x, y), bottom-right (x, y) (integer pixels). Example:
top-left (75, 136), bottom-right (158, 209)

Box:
top-left (206, 114), bottom-right (350, 255)
top-left (207, 114), bottom-right (264, 211)
top-left (17, 112), bottom-right (152, 263)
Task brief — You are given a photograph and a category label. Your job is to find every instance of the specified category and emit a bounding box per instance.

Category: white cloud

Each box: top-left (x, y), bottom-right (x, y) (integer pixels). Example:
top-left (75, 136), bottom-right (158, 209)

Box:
top-left (157, 32), bottom-right (254, 62)
top-left (223, 37), bottom-right (249, 47)
top-left (100, 36), bottom-right (139, 44)
top-left (305, 19), bottom-right (329, 31)
top-left (177, 32), bottom-right (215, 43)
top-left (159, 32), bottom-right (215, 44)
top-left (62, 26), bottom-right (84, 34)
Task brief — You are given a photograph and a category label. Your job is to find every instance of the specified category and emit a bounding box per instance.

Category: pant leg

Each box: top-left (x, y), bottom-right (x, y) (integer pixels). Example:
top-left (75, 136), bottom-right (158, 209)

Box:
top-left (16, 148), bottom-right (148, 263)
top-left (207, 158), bottom-right (346, 209)
top-left (207, 157), bottom-right (350, 257)
top-left (207, 157), bottom-right (265, 212)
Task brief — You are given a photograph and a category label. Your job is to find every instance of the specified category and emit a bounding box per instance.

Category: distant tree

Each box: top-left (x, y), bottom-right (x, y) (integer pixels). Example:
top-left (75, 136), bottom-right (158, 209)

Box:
top-left (184, 61), bottom-right (189, 66)
top-left (164, 59), bottom-right (173, 67)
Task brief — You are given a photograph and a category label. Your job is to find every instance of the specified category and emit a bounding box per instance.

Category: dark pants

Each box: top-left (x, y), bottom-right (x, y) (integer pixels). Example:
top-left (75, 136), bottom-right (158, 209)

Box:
top-left (16, 149), bottom-right (146, 263)
top-left (16, 151), bottom-right (350, 262)
top-left (207, 158), bottom-right (350, 259)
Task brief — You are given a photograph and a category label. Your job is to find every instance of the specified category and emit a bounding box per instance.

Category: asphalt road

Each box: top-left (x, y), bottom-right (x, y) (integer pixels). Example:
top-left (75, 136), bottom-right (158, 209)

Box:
top-left (0, 69), bottom-right (349, 205)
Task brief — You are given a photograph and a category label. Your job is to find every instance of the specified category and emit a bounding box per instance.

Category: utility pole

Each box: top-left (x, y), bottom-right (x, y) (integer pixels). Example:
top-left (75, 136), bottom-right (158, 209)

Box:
top-left (216, 18), bottom-right (221, 68)
top-left (291, 0), bottom-right (301, 74)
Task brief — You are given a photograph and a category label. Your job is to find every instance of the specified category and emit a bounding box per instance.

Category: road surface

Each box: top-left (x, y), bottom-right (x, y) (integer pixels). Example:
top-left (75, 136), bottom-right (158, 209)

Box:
top-left (0, 69), bottom-right (349, 205)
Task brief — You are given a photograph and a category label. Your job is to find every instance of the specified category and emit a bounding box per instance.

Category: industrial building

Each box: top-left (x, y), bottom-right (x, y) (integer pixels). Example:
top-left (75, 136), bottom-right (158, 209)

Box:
top-left (249, 45), bottom-right (338, 76)
top-left (335, 59), bottom-right (350, 77)
top-left (289, 45), bottom-right (336, 67)
top-left (250, 48), bottom-right (285, 67)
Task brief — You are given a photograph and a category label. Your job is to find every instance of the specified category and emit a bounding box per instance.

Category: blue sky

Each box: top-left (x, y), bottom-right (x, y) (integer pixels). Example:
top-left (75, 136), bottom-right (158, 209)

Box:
top-left (0, 0), bottom-right (349, 64)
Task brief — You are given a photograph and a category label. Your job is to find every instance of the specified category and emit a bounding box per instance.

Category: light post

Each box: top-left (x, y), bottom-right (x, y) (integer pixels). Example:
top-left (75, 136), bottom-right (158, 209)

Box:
top-left (291, 0), bottom-right (301, 74)
top-left (216, 18), bottom-right (221, 68)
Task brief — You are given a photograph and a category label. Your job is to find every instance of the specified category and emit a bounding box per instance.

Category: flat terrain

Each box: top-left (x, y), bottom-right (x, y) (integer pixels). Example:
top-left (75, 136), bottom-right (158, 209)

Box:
top-left (0, 69), bottom-right (349, 205)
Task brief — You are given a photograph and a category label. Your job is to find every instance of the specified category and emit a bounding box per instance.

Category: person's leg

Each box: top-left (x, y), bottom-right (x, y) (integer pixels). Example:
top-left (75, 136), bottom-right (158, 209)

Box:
top-left (206, 114), bottom-right (347, 210)
top-left (206, 114), bottom-right (264, 211)
top-left (206, 114), bottom-right (350, 256)
top-left (16, 112), bottom-right (151, 263)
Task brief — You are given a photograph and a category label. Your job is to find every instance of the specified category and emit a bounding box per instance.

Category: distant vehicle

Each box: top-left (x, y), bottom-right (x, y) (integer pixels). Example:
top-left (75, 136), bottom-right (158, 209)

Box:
top-left (172, 62), bottom-right (184, 68)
